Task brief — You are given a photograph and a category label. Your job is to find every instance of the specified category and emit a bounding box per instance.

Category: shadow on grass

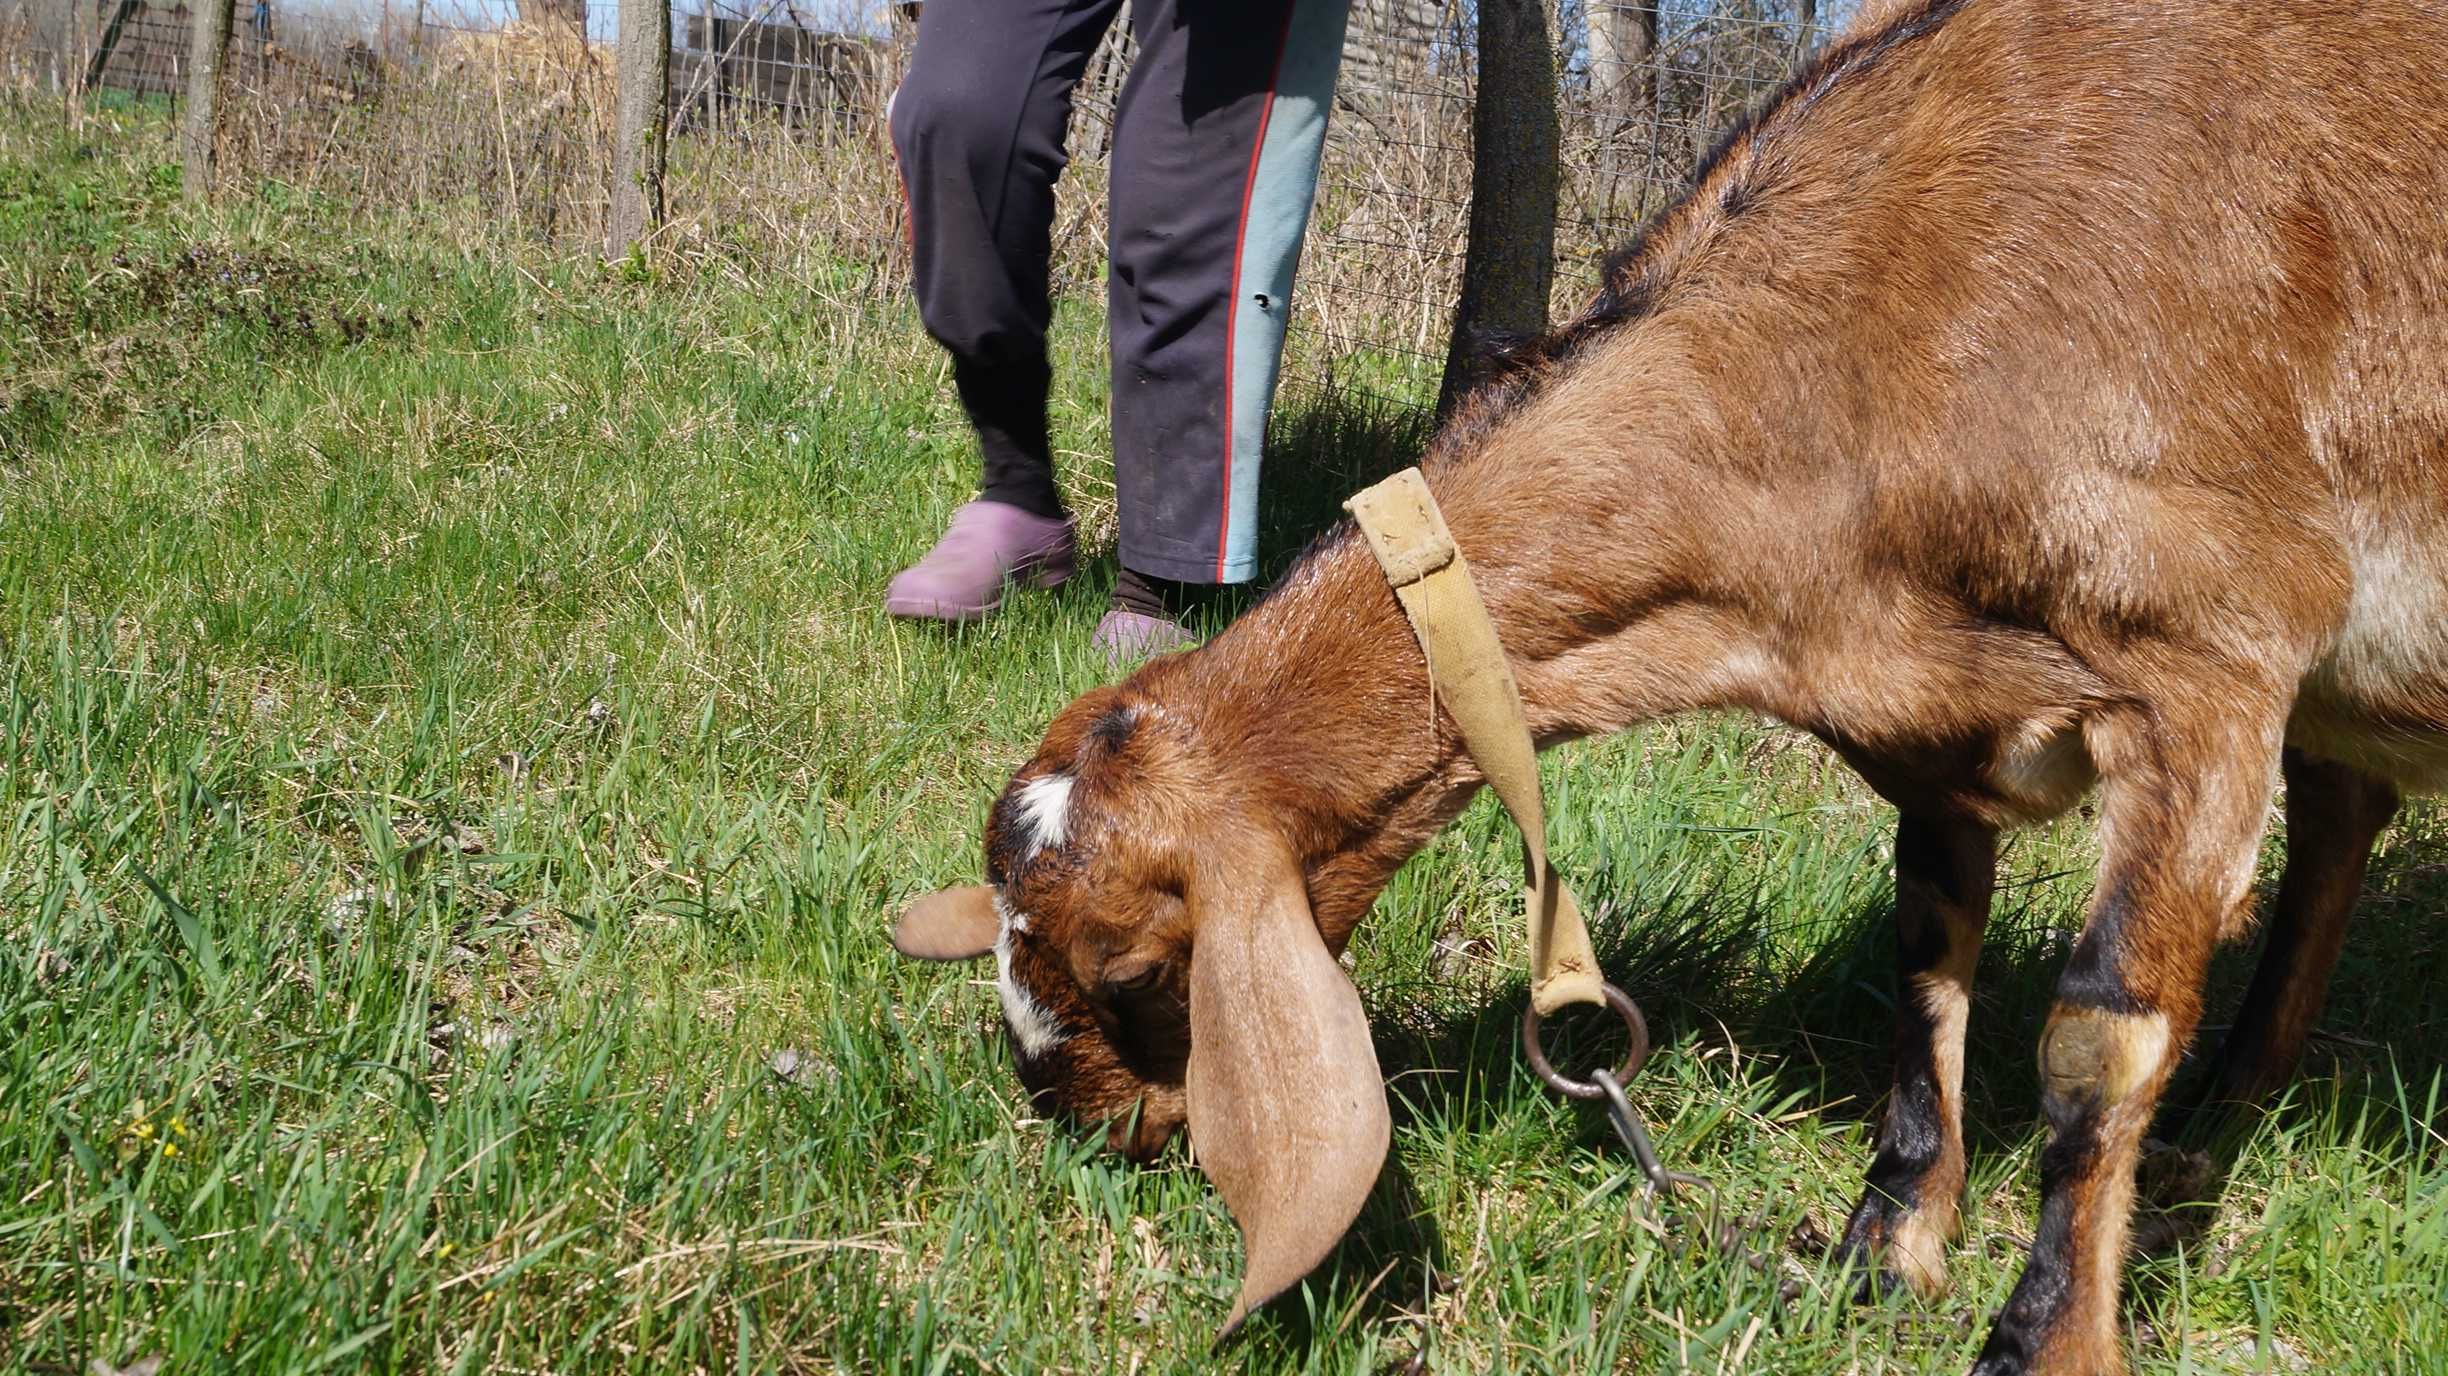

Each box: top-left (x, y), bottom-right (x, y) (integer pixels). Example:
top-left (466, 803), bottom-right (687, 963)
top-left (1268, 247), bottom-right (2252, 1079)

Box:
top-left (1320, 817), bottom-right (2448, 1341)
top-left (1253, 383), bottom-right (1439, 580)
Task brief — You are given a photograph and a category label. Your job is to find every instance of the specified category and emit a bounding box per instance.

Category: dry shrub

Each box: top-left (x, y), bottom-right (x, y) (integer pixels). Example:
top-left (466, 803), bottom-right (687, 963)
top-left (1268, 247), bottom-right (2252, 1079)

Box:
top-left (58, 1), bottom-right (1814, 404)
top-left (654, 30), bottom-right (917, 290)
top-left (219, 16), bottom-right (617, 246)
top-left (0, 1), bottom-right (63, 91)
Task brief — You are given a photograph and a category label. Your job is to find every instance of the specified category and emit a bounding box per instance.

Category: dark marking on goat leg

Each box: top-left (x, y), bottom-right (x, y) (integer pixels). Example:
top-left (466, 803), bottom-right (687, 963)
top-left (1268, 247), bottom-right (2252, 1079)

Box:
top-left (2196, 750), bottom-right (2395, 1115)
top-left (1978, 997), bottom-right (2182, 1375)
top-left (2052, 877), bottom-right (2151, 1018)
top-left (1978, 705), bottom-right (2282, 1376)
top-left (1838, 813), bottom-right (1994, 1301)
top-left (1975, 994), bottom-right (2193, 1376)
top-left (1973, 1078), bottom-right (2108, 1376)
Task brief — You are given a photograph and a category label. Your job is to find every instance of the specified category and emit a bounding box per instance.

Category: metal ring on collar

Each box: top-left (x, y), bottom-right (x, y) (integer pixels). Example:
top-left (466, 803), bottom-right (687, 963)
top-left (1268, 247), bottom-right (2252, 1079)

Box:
top-left (1518, 981), bottom-right (1651, 1102)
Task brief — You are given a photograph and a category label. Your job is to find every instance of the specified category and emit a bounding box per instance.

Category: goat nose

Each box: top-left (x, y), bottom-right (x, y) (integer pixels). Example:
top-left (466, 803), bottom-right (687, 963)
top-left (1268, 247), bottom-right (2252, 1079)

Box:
top-left (1108, 1111), bottom-right (1180, 1162)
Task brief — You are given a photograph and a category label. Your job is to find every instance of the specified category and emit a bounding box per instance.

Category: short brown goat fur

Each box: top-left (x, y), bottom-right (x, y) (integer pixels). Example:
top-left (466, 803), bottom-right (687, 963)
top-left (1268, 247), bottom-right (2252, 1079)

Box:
top-left (891, 1), bottom-right (2448, 1370)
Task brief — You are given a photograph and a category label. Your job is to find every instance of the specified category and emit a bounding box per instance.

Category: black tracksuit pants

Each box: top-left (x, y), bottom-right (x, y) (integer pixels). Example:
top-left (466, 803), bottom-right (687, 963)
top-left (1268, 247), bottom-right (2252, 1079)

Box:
top-left (889, 0), bottom-right (1349, 584)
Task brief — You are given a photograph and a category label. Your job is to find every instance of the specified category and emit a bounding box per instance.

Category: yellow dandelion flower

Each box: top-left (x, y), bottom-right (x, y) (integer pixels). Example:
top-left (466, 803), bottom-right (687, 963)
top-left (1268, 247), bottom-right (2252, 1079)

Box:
top-left (133, 1121), bottom-right (154, 1140)
top-left (170, 1117), bottom-right (189, 1136)
top-left (162, 1142), bottom-right (180, 1158)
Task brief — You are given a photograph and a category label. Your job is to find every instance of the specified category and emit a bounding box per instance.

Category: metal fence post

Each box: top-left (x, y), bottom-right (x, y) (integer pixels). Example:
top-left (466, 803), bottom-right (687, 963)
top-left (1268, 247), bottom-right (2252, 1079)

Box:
top-left (1436, 0), bottom-right (1559, 419)
top-left (180, 0), bottom-right (236, 201)
top-left (608, 0), bottom-right (672, 259)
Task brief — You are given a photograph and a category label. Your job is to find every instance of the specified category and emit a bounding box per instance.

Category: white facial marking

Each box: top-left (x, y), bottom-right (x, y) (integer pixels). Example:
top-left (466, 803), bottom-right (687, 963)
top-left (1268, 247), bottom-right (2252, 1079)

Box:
top-left (1014, 773), bottom-right (1075, 853)
top-left (993, 927), bottom-right (1066, 1060)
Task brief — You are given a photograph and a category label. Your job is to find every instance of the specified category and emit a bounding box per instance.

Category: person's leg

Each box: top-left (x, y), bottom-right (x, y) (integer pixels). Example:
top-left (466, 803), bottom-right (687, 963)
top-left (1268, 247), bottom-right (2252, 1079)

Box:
top-left (885, 0), bottom-right (1123, 620)
top-left (1103, 0), bottom-right (1352, 605)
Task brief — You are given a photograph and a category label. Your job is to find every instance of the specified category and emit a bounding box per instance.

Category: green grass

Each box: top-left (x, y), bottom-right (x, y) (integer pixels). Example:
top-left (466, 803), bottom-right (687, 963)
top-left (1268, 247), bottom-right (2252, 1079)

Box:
top-left (4, 100), bottom-right (2445, 1375)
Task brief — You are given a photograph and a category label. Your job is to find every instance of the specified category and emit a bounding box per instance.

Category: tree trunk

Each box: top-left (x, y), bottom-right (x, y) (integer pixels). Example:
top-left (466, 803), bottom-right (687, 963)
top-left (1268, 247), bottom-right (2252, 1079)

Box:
top-left (179, 0), bottom-right (236, 203)
top-left (85, 0), bottom-right (144, 93)
top-left (1586, 1), bottom-right (1657, 224)
top-left (1437, 0), bottom-right (1558, 420)
top-left (608, 0), bottom-right (672, 259)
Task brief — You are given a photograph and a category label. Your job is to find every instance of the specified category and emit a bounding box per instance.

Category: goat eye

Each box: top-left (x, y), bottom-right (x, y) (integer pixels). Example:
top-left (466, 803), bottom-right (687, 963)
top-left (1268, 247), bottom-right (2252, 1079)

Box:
top-left (1108, 962), bottom-right (1163, 993)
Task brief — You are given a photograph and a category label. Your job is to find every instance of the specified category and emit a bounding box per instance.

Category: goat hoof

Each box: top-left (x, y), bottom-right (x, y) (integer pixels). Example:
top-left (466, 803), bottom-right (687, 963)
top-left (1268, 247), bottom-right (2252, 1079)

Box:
top-left (1835, 1210), bottom-right (1953, 1303)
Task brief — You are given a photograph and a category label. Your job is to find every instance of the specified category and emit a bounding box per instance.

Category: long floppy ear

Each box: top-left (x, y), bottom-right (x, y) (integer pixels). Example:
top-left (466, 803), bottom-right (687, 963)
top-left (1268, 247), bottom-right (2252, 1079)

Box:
top-left (892, 885), bottom-right (999, 961)
top-left (1185, 848), bottom-right (1390, 1339)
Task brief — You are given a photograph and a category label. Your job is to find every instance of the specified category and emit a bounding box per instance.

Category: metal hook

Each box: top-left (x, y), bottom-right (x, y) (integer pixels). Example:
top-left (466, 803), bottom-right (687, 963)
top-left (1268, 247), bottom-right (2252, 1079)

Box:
top-left (1589, 1067), bottom-right (1709, 1199)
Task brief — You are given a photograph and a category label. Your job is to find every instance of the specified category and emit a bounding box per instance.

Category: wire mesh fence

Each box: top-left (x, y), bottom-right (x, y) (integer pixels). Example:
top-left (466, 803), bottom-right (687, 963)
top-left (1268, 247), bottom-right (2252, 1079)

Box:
top-left (12, 0), bottom-right (1845, 408)
top-left (6, 0), bottom-right (275, 103)
top-left (1292, 0), bottom-right (1828, 403)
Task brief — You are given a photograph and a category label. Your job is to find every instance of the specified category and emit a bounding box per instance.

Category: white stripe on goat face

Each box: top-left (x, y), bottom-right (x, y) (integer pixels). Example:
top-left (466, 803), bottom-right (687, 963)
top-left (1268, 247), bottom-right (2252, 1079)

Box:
top-left (1012, 773), bottom-right (1074, 854)
top-left (992, 893), bottom-right (1065, 1060)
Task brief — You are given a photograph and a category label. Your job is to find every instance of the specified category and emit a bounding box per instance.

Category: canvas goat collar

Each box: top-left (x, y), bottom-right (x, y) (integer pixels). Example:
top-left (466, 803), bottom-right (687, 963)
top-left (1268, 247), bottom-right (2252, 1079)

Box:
top-left (1344, 467), bottom-right (1606, 1016)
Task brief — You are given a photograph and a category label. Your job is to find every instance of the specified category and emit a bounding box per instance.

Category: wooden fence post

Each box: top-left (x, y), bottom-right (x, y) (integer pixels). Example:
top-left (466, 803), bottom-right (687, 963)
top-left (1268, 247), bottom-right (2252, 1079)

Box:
top-left (1436, 0), bottom-right (1559, 420)
top-left (180, 0), bottom-right (236, 201)
top-left (608, 0), bottom-right (672, 259)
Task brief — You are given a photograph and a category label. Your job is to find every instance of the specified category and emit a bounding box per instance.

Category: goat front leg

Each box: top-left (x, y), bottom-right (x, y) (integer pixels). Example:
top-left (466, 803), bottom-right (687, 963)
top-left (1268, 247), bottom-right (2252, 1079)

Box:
top-left (1972, 703), bottom-right (2284, 1376)
top-left (1838, 812), bottom-right (1995, 1300)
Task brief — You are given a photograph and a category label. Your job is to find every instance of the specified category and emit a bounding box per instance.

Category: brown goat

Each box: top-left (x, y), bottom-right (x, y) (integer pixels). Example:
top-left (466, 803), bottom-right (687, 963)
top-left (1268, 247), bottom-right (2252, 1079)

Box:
top-left (892, 0), bottom-right (2448, 1369)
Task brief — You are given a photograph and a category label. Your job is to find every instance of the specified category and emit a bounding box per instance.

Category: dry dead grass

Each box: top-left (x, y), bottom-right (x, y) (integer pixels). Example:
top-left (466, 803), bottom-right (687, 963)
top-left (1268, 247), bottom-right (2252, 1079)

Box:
top-left (31, 4), bottom-right (1821, 393)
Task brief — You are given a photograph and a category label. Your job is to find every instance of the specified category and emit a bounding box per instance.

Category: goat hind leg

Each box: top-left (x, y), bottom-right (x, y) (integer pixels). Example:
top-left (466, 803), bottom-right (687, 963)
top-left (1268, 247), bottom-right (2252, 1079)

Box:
top-left (1837, 812), bottom-right (1995, 1301)
top-left (2195, 748), bottom-right (2395, 1114)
